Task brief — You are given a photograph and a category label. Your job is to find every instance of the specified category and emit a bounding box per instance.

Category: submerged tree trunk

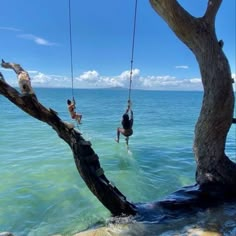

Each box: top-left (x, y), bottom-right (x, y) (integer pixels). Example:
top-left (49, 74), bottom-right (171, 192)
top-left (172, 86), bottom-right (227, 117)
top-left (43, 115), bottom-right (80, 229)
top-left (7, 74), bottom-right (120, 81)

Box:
top-left (149, 0), bottom-right (236, 188)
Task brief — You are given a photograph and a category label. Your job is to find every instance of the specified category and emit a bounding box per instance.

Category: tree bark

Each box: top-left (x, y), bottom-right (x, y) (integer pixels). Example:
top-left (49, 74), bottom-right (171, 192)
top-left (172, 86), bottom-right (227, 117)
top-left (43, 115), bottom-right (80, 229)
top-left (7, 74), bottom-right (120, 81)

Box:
top-left (149, 0), bottom-right (236, 188)
top-left (0, 62), bottom-right (136, 216)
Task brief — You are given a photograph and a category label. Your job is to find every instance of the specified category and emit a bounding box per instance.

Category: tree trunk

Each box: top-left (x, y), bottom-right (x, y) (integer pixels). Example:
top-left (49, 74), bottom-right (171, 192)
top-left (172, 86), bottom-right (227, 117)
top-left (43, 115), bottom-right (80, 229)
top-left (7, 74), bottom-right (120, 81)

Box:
top-left (0, 63), bottom-right (136, 216)
top-left (149, 0), bottom-right (236, 188)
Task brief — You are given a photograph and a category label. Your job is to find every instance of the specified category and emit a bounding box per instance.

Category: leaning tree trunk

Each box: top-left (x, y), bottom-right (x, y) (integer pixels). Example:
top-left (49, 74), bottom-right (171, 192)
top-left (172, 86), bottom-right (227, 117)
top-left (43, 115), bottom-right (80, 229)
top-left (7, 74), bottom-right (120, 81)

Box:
top-left (0, 64), bottom-right (136, 216)
top-left (150, 0), bottom-right (236, 188)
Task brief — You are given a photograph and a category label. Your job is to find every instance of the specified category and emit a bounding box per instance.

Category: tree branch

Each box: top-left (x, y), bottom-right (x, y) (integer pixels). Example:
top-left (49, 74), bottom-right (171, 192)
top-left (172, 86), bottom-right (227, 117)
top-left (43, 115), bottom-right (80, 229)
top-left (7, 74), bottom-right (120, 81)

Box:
top-left (1, 60), bottom-right (35, 95)
top-left (149, 0), bottom-right (200, 48)
top-left (204, 0), bottom-right (222, 24)
top-left (1, 59), bottom-right (24, 74)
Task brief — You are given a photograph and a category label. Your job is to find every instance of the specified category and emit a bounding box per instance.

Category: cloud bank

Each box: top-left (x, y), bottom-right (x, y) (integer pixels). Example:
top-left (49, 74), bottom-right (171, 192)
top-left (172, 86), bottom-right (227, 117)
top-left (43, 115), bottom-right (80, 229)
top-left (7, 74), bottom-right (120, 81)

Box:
top-left (25, 68), bottom-right (203, 91)
top-left (3, 69), bottom-right (236, 92)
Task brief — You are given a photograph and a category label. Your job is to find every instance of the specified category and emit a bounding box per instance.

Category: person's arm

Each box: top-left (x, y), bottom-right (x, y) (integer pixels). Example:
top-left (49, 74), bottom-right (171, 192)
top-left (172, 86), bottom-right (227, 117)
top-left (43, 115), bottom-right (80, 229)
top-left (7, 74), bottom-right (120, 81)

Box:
top-left (125, 99), bottom-right (132, 114)
top-left (125, 102), bottom-right (131, 113)
top-left (72, 98), bottom-right (78, 110)
top-left (130, 109), bottom-right (133, 119)
top-left (71, 101), bottom-right (76, 110)
top-left (130, 110), bottom-right (133, 126)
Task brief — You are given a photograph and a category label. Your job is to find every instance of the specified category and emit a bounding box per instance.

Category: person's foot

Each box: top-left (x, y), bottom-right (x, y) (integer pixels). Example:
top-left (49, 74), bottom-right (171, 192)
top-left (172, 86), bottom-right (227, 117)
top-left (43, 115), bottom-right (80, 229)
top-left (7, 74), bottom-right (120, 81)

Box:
top-left (77, 116), bottom-right (82, 124)
top-left (115, 139), bottom-right (119, 143)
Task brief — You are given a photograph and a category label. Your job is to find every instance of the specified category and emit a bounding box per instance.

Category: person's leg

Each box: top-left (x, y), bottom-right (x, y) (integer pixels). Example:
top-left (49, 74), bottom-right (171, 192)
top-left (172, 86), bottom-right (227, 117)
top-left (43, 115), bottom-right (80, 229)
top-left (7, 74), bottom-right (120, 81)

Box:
top-left (76, 114), bottom-right (82, 124)
top-left (116, 128), bottom-right (123, 143)
top-left (79, 114), bottom-right (82, 124)
top-left (125, 137), bottom-right (129, 146)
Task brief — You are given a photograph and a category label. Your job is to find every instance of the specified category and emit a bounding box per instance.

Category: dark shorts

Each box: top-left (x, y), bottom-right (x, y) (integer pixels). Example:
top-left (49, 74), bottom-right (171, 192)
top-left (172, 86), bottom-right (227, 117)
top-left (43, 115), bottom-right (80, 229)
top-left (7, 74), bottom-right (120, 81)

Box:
top-left (124, 129), bottom-right (133, 137)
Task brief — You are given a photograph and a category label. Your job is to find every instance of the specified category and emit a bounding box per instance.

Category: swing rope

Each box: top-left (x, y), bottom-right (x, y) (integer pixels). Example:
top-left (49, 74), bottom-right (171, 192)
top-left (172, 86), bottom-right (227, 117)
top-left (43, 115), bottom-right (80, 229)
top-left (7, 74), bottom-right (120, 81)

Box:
top-left (68, 0), bottom-right (75, 102)
top-left (125, 0), bottom-right (138, 147)
top-left (128, 0), bottom-right (138, 102)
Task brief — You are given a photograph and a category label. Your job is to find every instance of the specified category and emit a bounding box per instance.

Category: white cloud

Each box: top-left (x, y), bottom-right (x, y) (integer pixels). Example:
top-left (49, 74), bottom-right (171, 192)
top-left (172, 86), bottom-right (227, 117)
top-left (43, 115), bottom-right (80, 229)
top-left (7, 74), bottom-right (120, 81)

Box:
top-left (138, 75), bottom-right (203, 90)
top-left (0, 26), bottom-right (57, 46)
top-left (79, 70), bottom-right (99, 82)
top-left (17, 34), bottom-right (57, 46)
top-left (190, 78), bottom-right (201, 84)
top-left (175, 65), bottom-right (189, 69)
top-left (31, 72), bottom-right (70, 87)
top-left (0, 26), bottom-right (22, 32)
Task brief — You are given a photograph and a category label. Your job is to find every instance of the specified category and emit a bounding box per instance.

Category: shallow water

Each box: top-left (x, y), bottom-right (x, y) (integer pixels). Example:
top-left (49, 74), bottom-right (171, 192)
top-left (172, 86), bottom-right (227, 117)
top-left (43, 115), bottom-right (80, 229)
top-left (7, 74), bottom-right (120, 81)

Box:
top-left (77, 201), bottom-right (236, 236)
top-left (0, 88), bottom-right (236, 235)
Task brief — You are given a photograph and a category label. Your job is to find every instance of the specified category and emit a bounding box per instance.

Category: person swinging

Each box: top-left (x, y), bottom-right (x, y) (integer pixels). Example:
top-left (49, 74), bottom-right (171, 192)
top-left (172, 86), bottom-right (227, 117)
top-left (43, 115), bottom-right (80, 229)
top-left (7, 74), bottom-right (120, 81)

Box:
top-left (67, 98), bottom-right (82, 124)
top-left (116, 100), bottom-right (133, 144)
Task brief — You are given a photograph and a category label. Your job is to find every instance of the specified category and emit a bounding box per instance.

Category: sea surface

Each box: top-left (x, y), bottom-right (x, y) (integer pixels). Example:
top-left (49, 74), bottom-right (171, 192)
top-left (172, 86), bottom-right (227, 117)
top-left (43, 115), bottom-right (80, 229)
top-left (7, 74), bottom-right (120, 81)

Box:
top-left (0, 88), bottom-right (236, 236)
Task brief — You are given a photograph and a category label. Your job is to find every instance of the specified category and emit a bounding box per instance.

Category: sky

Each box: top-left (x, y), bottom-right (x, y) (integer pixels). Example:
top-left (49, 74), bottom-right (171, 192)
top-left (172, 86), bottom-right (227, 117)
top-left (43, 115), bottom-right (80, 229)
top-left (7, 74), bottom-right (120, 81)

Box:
top-left (0, 0), bottom-right (235, 91)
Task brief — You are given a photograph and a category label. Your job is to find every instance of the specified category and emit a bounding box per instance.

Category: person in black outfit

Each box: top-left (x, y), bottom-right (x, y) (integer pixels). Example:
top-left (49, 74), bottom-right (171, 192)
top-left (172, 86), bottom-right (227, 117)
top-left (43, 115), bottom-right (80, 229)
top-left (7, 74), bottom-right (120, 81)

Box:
top-left (116, 100), bottom-right (133, 143)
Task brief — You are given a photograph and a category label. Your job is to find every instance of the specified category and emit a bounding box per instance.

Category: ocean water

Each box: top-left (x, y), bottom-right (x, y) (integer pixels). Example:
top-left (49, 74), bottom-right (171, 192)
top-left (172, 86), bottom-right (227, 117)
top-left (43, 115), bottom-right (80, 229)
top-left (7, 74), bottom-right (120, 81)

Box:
top-left (0, 88), bottom-right (236, 236)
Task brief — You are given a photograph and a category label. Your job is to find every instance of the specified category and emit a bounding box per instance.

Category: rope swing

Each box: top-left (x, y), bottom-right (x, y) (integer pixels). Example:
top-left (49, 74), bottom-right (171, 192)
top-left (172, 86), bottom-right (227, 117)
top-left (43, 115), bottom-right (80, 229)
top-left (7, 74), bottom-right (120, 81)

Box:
top-left (115, 0), bottom-right (138, 147)
top-left (68, 0), bottom-right (75, 101)
top-left (67, 0), bottom-right (82, 125)
top-left (128, 0), bottom-right (138, 104)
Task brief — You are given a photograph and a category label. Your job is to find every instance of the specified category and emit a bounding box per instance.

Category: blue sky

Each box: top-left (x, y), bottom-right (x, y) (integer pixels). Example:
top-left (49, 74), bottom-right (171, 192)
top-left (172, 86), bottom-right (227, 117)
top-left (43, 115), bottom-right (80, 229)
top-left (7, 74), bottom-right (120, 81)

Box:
top-left (0, 0), bottom-right (235, 90)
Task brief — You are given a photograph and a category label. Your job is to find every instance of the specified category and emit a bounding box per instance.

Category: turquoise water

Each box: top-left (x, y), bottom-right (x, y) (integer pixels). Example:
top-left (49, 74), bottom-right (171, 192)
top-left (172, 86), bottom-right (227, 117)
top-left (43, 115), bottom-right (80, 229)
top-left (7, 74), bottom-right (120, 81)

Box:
top-left (0, 88), bottom-right (236, 235)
